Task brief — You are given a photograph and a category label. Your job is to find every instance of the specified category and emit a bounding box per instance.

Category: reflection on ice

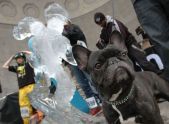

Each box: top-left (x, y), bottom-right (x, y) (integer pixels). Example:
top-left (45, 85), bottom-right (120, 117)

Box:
top-left (29, 84), bottom-right (106, 124)
top-left (44, 3), bottom-right (69, 21)
top-left (30, 21), bottom-right (46, 37)
top-left (12, 3), bottom-right (106, 124)
top-left (45, 3), bottom-right (69, 34)
top-left (13, 17), bottom-right (38, 40)
top-left (47, 15), bottom-right (67, 34)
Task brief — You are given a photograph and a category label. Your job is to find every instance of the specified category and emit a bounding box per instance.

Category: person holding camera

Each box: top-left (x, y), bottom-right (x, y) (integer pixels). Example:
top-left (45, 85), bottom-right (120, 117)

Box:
top-left (94, 12), bottom-right (160, 74)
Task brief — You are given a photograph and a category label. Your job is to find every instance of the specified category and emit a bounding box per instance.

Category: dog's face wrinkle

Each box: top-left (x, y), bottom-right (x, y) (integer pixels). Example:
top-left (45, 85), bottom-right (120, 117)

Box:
top-left (88, 49), bottom-right (132, 81)
top-left (86, 45), bottom-right (130, 72)
top-left (102, 48), bottom-right (121, 60)
top-left (87, 49), bottom-right (123, 72)
top-left (113, 66), bottom-right (131, 82)
top-left (86, 46), bottom-right (135, 101)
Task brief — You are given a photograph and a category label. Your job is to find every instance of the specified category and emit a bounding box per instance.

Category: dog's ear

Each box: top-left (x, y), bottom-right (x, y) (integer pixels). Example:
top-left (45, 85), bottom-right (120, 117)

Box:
top-left (109, 30), bottom-right (123, 44)
top-left (109, 30), bottom-right (127, 50)
top-left (72, 45), bottom-right (91, 70)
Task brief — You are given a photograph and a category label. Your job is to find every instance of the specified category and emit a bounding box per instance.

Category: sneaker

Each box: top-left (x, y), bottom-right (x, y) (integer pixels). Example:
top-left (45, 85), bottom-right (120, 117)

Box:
top-left (90, 106), bottom-right (102, 116)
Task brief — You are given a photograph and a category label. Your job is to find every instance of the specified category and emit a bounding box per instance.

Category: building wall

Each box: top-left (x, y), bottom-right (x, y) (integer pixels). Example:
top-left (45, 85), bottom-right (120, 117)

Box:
top-left (72, 0), bottom-right (141, 50)
top-left (0, 24), bottom-right (27, 96)
top-left (0, 0), bottom-right (141, 96)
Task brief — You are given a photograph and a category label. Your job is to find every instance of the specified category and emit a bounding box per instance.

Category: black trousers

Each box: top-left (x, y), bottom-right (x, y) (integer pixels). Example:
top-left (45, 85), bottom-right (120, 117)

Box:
top-left (128, 45), bottom-right (160, 74)
top-left (133, 0), bottom-right (169, 81)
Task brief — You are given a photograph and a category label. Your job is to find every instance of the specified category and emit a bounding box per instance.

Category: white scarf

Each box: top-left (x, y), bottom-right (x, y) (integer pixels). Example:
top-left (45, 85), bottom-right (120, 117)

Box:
top-left (106, 15), bottom-right (121, 33)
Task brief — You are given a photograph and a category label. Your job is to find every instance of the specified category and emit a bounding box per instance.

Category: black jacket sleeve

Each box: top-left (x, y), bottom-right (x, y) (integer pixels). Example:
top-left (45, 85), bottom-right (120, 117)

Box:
top-left (116, 20), bottom-right (139, 48)
top-left (8, 66), bottom-right (17, 73)
top-left (100, 22), bottom-right (113, 45)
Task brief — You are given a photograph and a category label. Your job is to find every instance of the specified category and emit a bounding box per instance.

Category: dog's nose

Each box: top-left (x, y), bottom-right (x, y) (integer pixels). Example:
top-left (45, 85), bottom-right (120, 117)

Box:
top-left (108, 57), bottom-right (119, 65)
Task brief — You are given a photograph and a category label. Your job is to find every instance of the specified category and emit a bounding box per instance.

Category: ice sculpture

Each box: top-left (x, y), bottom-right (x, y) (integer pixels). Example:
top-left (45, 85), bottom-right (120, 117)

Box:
top-left (13, 3), bottom-right (106, 124)
top-left (13, 17), bottom-right (38, 40)
top-left (44, 3), bottom-right (69, 20)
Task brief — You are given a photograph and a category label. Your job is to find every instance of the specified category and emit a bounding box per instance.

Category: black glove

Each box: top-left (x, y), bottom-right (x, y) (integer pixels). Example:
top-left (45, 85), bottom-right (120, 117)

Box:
top-left (96, 39), bottom-right (107, 49)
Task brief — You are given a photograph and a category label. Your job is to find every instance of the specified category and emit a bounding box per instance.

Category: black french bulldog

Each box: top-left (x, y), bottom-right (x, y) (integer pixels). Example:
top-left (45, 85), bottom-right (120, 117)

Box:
top-left (72, 43), bottom-right (169, 124)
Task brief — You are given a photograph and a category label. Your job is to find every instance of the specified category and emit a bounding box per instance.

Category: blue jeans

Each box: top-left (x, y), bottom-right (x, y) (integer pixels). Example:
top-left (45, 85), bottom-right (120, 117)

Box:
top-left (70, 65), bottom-right (98, 98)
top-left (133, 0), bottom-right (169, 81)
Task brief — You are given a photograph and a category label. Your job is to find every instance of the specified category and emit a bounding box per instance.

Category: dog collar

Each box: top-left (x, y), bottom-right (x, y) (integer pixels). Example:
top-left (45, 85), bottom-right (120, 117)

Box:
top-left (107, 85), bottom-right (134, 106)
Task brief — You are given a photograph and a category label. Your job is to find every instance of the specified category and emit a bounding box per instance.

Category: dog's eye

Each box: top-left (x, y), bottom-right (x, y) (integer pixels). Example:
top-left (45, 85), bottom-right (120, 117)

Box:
top-left (95, 63), bottom-right (102, 70)
top-left (120, 51), bottom-right (127, 57)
